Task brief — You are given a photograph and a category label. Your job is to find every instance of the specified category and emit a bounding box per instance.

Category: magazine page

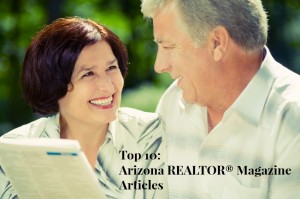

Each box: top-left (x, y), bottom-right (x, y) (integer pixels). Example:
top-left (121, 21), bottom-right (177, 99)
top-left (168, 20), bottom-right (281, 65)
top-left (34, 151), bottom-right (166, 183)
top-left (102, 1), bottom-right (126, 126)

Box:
top-left (0, 138), bottom-right (104, 199)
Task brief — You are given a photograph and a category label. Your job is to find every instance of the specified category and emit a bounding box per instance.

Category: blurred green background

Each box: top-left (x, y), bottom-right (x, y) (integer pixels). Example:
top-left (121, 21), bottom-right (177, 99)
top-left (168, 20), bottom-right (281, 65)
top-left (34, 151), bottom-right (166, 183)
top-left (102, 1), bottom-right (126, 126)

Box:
top-left (0, 0), bottom-right (300, 135)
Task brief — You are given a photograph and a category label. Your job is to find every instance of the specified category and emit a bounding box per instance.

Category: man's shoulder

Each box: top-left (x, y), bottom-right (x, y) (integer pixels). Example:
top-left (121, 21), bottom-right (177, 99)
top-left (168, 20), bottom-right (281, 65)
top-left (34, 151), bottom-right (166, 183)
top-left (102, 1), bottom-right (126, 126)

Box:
top-left (156, 81), bottom-right (182, 114)
top-left (271, 64), bottom-right (300, 103)
top-left (265, 65), bottom-right (300, 134)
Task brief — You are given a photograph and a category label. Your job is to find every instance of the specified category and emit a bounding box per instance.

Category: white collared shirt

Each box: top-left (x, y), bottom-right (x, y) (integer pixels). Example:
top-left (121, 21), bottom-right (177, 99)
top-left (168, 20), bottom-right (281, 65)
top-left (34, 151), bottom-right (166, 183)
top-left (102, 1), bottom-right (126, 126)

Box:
top-left (156, 47), bottom-right (300, 199)
top-left (0, 108), bottom-right (168, 199)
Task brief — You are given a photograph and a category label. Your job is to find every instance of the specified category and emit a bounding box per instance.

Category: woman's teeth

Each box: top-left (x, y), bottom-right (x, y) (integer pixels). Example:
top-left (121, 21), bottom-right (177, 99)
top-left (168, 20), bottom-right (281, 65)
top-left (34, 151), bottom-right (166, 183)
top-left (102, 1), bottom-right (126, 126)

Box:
top-left (90, 96), bottom-right (113, 106)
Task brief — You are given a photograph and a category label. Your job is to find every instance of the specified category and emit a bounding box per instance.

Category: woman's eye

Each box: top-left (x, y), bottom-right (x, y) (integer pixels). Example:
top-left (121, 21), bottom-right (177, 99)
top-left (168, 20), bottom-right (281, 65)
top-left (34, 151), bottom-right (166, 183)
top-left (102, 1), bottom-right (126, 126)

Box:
top-left (82, 71), bottom-right (94, 78)
top-left (106, 65), bottom-right (118, 71)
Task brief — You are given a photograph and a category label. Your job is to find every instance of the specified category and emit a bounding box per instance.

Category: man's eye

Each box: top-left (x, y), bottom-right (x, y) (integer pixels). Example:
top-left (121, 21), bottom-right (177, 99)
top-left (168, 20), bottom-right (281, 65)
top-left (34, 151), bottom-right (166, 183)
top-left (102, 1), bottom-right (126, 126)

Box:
top-left (82, 71), bottom-right (94, 78)
top-left (106, 65), bottom-right (118, 71)
top-left (162, 45), bottom-right (174, 50)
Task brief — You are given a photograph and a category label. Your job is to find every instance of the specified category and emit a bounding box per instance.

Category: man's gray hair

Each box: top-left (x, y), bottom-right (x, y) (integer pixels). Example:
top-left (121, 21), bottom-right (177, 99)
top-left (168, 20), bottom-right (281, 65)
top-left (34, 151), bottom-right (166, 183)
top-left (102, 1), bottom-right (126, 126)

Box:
top-left (141, 0), bottom-right (268, 52)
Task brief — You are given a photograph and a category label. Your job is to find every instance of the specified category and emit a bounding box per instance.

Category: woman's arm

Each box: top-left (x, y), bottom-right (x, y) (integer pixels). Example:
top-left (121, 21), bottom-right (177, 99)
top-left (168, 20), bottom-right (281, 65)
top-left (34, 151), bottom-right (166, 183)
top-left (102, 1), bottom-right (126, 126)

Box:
top-left (0, 167), bottom-right (19, 199)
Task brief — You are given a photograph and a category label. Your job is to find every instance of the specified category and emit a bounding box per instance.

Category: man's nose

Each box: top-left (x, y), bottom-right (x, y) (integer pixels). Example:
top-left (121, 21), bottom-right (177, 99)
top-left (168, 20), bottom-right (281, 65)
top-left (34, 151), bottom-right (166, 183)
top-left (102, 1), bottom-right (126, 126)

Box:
top-left (154, 50), bottom-right (171, 73)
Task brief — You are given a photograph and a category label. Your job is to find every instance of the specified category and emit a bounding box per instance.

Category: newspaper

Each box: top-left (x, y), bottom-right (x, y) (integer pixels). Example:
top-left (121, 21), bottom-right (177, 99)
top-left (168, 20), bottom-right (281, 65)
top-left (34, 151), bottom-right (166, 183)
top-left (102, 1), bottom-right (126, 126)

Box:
top-left (0, 138), bottom-right (105, 199)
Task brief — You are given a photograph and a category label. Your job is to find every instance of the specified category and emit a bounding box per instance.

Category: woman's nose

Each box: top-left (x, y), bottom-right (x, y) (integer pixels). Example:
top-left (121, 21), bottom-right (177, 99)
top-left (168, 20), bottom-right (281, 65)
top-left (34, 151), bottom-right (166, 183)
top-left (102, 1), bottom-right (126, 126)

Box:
top-left (96, 75), bottom-right (114, 92)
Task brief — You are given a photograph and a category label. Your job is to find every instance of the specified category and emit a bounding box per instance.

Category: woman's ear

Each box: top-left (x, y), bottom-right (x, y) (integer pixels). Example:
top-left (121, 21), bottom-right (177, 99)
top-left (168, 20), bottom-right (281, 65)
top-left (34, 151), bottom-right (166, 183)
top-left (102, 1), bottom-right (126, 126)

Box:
top-left (68, 82), bottom-right (74, 92)
top-left (208, 26), bottom-right (229, 62)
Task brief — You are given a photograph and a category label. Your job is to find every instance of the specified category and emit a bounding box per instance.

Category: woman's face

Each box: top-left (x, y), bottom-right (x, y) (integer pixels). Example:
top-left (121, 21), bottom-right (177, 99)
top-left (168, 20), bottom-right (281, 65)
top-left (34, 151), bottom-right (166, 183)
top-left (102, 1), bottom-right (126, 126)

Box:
top-left (58, 40), bottom-right (124, 127)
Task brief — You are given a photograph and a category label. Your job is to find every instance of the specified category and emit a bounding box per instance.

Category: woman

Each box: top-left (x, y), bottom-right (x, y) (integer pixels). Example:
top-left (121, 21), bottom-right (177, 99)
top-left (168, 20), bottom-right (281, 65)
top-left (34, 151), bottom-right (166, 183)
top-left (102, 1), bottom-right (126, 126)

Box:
top-left (0, 17), bottom-right (167, 199)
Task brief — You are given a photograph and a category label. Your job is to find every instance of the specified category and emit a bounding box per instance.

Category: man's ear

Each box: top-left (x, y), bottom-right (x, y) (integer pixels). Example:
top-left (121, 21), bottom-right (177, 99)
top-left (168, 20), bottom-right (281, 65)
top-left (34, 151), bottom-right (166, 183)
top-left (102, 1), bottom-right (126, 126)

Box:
top-left (208, 26), bottom-right (229, 62)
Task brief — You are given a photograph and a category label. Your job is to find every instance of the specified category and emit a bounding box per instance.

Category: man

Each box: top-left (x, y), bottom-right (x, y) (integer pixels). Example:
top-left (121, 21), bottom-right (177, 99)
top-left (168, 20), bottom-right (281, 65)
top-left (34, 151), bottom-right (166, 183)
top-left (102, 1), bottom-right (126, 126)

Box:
top-left (141, 0), bottom-right (300, 198)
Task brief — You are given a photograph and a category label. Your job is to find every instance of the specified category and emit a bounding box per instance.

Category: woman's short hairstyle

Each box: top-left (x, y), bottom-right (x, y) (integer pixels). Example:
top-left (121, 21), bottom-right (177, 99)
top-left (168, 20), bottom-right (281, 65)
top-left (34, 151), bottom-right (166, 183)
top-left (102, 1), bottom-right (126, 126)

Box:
top-left (22, 17), bottom-right (128, 115)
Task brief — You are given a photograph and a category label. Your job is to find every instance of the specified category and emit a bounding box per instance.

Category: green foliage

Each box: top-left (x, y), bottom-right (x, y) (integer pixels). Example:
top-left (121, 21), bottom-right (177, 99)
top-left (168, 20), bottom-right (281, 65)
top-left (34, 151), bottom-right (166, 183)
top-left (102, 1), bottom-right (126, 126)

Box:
top-left (122, 74), bottom-right (172, 112)
top-left (264, 0), bottom-right (300, 72)
top-left (121, 84), bottom-right (165, 112)
top-left (0, 0), bottom-right (300, 135)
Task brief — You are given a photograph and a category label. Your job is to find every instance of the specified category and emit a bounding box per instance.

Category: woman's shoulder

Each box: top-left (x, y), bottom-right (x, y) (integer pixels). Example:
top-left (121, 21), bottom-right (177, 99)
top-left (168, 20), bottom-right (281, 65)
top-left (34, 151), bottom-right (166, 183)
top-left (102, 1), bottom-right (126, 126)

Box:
top-left (1, 115), bottom-right (57, 139)
top-left (118, 107), bottom-right (161, 124)
top-left (116, 107), bottom-right (165, 142)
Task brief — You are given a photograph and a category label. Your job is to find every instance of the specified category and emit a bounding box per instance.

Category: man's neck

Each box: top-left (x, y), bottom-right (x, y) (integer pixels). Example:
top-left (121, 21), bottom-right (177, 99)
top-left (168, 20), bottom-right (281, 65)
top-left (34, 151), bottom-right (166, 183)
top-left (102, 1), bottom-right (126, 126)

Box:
top-left (206, 48), bottom-right (264, 132)
top-left (207, 107), bottom-right (224, 133)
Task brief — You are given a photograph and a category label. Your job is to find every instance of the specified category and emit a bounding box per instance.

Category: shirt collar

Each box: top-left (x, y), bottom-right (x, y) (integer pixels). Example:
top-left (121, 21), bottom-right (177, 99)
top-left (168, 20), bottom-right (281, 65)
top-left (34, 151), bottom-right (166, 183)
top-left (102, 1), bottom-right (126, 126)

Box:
top-left (107, 118), bottom-right (119, 149)
top-left (227, 47), bottom-right (276, 125)
top-left (43, 113), bottom-right (61, 138)
top-left (178, 47), bottom-right (276, 126)
top-left (52, 113), bottom-right (118, 148)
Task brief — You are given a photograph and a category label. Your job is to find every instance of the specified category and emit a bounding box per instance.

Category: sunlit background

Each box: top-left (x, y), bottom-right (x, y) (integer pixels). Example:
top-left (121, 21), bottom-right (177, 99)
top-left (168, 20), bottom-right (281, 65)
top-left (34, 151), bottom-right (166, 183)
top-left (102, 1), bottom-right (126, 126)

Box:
top-left (1, 0), bottom-right (300, 135)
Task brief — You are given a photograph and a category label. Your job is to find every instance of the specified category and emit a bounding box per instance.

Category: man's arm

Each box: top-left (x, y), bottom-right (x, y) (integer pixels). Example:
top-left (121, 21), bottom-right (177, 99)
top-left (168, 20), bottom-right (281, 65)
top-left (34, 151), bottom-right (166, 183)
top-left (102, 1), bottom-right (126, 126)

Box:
top-left (269, 133), bottom-right (300, 198)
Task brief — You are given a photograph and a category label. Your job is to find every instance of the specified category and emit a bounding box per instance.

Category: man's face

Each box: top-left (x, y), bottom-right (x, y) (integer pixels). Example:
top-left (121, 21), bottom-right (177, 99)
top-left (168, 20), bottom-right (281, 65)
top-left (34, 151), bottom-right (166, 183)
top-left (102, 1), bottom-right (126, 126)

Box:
top-left (152, 3), bottom-right (218, 105)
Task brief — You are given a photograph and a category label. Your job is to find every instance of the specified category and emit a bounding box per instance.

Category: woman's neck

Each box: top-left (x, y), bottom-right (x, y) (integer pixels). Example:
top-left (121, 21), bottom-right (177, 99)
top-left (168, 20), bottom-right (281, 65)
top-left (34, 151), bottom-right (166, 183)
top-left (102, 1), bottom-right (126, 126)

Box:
top-left (59, 116), bottom-right (108, 168)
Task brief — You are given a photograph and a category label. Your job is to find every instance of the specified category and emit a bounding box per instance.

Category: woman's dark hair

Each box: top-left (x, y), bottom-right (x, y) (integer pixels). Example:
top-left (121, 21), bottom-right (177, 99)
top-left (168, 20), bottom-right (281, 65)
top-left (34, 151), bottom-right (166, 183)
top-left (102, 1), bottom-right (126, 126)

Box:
top-left (21, 17), bottom-right (128, 115)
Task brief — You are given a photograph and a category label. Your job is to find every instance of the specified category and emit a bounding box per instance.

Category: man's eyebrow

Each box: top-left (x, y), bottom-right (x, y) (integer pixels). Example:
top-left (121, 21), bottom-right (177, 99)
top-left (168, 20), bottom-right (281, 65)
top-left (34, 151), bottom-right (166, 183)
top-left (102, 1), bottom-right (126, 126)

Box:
top-left (153, 38), bottom-right (174, 45)
top-left (154, 38), bottom-right (163, 44)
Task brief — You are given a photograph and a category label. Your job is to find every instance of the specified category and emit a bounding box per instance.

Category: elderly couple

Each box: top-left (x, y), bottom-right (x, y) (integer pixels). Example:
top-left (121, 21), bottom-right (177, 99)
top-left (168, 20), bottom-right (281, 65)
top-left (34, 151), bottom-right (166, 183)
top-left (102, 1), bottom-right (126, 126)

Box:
top-left (1, 0), bottom-right (299, 199)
